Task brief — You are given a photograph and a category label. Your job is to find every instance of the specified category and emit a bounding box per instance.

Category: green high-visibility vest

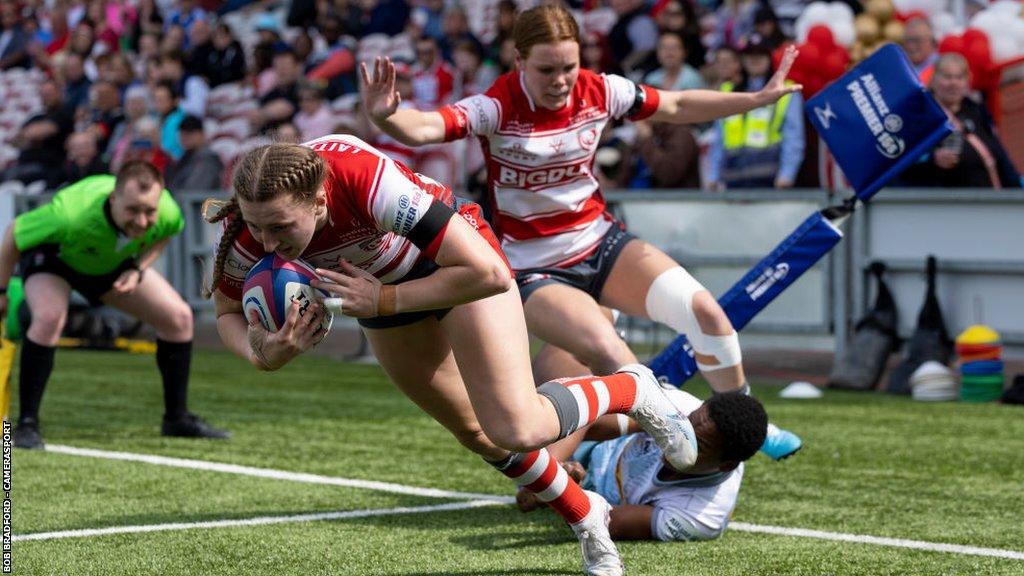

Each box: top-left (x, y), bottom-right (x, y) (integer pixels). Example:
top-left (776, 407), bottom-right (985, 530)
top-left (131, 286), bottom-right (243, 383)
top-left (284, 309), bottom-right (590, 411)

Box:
top-left (720, 81), bottom-right (792, 150)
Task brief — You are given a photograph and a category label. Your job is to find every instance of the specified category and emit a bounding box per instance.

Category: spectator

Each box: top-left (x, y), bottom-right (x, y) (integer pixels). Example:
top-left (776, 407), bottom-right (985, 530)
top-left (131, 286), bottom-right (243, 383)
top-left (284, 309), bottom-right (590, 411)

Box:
top-left (411, 36), bottom-right (455, 109)
top-left (165, 0), bottom-right (208, 39)
top-left (1, 79), bottom-right (74, 186)
top-left (711, 0), bottom-right (760, 50)
top-left (1, 3), bottom-right (31, 70)
top-left (903, 17), bottom-right (938, 83)
top-left (108, 85), bottom-right (155, 168)
top-left (159, 51), bottom-right (210, 117)
top-left (120, 116), bottom-right (174, 175)
top-left (294, 81), bottom-right (335, 141)
top-left (607, 0), bottom-right (659, 79)
top-left (751, 5), bottom-right (787, 49)
top-left (153, 80), bottom-right (185, 160)
top-left (706, 35), bottom-right (804, 189)
top-left (580, 31), bottom-right (611, 73)
top-left (185, 19), bottom-right (214, 77)
top-left (61, 52), bottom-right (92, 114)
top-left (133, 32), bottom-right (161, 80)
top-left (654, 0), bottom-right (706, 71)
top-left (60, 131), bottom-right (109, 185)
top-left (84, 0), bottom-right (120, 55)
top-left (166, 115), bottom-right (223, 192)
top-left (496, 36), bottom-right (517, 74)
top-left (203, 23), bottom-right (246, 87)
top-left (292, 28), bottom-right (316, 67)
top-left (0, 2), bottom-right (32, 70)
top-left (900, 54), bottom-right (1021, 189)
top-left (273, 121), bottom-right (302, 144)
top-left (160, 23), bottom-right (186, 55)
top-left (257, 49), bottom-right (302, 131)
top-left (306, 15), bottom-right (357, 97)
top-left (86, 80), bottom-right (126, 153)
top-left (42, 5), bottom-right (71, 57)
top-left (439, 6), bottom-right (483, 63)
top-left (98, 53), bottom-right (136, 94)
top-left (348, 0), bottom-right (411, 38)
top-left (131, 0), bottom-right (164, 45)
top-left (486, 0), bottom-right (518, 64)
top-left (629, 120), bottom-right (701, 188)
top-left (251, 13), bottom-right (287, 80)
top-left (645, 32), bottom-right (705, 91)
top-left (711, 46), bottom-right (743, 89)
top-left (411, 0), bottom-right (446, 42)
top-left (452, 39), bottom-right (498, 97)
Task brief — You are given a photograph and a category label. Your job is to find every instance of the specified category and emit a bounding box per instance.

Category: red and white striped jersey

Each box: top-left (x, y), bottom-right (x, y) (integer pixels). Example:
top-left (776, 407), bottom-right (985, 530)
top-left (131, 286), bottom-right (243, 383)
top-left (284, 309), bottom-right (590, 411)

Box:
top-left (217, 134), bottom-right (455, 301)
top-left (439, 68), bottom-right (659, 270)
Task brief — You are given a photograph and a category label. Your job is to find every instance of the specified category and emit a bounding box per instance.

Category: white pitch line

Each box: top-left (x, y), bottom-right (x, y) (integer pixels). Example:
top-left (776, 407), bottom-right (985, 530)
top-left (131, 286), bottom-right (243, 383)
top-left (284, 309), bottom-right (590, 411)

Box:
top-left (729, 523), bottom-right (1024, 561)
top-left (39, 444), bottom-right (1024, 562)
top-left (14, 500), bottom-right (502, 542)
top-left (46, 444), bottom-right (513, 503)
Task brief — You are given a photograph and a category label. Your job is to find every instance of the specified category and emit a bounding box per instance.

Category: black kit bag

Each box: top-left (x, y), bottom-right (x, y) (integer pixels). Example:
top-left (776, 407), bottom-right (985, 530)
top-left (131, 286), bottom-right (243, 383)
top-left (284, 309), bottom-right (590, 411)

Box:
top-left (829, 262), bottom-right (900, 391)
top-left (888, 256), bottom-right (954, 395)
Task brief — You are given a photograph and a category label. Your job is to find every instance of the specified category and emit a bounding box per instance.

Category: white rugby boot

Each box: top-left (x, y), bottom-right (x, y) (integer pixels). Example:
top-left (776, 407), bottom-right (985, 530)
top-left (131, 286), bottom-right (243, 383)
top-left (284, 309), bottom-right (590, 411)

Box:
top-left (569, 491), bottom-right (624, 576)
top-left (619, 363), bottom-right (698, 471)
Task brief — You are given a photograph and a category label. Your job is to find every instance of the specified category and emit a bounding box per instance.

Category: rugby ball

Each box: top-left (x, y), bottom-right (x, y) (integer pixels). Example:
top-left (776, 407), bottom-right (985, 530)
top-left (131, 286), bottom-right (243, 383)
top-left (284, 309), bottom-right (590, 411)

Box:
top-left (242, 255), bottom-right (333, 334)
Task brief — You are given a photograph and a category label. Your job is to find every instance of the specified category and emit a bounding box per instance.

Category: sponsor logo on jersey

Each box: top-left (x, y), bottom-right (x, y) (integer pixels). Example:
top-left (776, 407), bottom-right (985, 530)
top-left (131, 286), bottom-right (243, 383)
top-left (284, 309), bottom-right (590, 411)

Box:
top-left (497, 161), bottom-right (589, 187)
top-left (496, 142), bottom-right (539, 162)
top-left (570, 106), bottom-right (603, 124)
top-left (577, 126), bottom-right (599, 150)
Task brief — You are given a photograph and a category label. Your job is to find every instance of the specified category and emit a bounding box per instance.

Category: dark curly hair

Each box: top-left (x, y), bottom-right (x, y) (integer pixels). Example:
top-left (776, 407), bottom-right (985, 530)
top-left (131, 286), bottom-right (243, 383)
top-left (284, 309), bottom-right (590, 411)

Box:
top-left (705, 392), bottom-right (768, 463)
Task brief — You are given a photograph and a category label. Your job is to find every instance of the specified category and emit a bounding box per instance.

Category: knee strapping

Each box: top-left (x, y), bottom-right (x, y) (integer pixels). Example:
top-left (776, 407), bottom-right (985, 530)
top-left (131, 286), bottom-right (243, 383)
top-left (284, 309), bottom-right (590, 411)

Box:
top-left (645, 267), bottom-right (742, 372)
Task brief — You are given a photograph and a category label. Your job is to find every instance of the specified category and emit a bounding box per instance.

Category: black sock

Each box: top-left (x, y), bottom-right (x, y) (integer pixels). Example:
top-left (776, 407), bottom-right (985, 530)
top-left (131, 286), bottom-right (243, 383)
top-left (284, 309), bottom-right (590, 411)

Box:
top-left (18, 338), bottom-right (56, 423)
top-left (156, 339), bottom-right (192, 420)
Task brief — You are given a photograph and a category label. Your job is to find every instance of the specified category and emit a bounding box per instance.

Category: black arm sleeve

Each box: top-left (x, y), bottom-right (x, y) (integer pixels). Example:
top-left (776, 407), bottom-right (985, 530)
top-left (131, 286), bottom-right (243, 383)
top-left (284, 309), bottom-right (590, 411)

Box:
top-left (406, 200), bottom-right (457, 252)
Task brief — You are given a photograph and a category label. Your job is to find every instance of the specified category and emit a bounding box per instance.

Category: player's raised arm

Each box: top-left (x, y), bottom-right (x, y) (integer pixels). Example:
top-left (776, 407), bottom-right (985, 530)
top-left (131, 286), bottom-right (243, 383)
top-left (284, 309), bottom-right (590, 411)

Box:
top-left (649, 45), bottom-right (803, 124)
top-left (361, 57), bottom-right (448, 146)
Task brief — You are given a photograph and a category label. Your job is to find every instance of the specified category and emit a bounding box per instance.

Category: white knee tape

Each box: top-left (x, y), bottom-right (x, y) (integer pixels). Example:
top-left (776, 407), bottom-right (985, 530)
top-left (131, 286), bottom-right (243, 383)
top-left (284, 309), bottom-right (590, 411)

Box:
top-left (644, 267), bottom-right (742, 372)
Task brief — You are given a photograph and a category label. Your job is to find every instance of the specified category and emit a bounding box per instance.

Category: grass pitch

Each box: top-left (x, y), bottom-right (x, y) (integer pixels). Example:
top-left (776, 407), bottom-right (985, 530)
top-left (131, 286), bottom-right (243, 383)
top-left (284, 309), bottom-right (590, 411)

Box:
top-left (10, 349), bottom-right (1024, 575)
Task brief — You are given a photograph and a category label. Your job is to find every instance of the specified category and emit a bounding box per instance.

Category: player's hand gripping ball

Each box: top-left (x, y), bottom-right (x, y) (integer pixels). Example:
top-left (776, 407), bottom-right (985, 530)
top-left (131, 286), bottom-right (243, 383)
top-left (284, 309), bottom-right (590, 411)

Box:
top-left (242, 255), bottom-right (334, 335)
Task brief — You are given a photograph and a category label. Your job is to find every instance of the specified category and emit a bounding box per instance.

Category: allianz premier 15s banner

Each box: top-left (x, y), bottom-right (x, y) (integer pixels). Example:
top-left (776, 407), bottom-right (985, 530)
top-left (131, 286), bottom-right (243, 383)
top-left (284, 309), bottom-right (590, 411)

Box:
top-left (805, 43), bottom-right (952, 202)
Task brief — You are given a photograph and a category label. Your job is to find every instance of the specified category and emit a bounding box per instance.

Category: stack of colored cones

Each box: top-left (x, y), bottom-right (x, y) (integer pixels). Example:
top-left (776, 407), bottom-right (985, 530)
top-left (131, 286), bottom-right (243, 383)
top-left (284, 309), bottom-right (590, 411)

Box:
top-left (956, 325), bottom-right (1003, 403)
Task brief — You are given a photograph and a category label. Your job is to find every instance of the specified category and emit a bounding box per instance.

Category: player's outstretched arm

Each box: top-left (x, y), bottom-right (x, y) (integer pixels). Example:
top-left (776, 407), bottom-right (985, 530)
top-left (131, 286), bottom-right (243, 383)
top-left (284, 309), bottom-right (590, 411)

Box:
top-left (649, 45), bottom-right (803, 125)
top-left (360, 57), bottom-right (447, 146)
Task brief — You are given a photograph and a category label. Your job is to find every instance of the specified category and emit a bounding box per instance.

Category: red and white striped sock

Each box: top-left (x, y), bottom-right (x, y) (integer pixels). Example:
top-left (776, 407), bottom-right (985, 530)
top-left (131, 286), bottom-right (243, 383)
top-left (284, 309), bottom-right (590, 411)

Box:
top-left (537, 372), bottom-right (639, 440)
top-left (489, 448), bottom-right (591, 524)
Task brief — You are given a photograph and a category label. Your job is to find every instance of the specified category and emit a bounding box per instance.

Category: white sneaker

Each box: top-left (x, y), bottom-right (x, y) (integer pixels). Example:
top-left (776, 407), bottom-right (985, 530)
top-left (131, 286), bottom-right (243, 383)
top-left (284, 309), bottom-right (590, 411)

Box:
top-left (570, 491), bottom-right (624, 576)
top-left (620, 364), bottom-right (698, 471)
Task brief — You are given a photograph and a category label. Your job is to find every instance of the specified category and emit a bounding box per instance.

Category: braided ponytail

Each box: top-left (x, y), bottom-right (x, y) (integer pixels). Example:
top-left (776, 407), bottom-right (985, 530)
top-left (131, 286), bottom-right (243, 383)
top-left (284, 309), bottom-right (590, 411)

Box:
top-left (201, 198), bottom-right (243, 299)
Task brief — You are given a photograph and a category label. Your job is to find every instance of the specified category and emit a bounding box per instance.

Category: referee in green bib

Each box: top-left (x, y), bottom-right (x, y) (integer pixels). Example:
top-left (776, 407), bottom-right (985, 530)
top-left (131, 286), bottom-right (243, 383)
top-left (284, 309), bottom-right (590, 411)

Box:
top-left (0, 161), bottom-right (228, 449)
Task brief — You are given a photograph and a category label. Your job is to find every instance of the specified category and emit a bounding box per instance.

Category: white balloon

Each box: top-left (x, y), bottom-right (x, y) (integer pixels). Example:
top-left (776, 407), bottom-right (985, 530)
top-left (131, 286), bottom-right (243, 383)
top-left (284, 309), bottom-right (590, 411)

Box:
top-left (831, 20), bottom-right (857, 47)
top-left (989, 0), bottom-right (1023, 15)
top-left (801, 1), bottom-right (832, 26)
top-left (969, 10), bottom-right (1004, 37)
top-left (991, 33), bottom-right (1019, 61)
top-left (827, 1), bottom-right (855, 23)
top-left (931, 12), bottom-right (959, 39)
top-left (920, 0), bottom-right (944, 18)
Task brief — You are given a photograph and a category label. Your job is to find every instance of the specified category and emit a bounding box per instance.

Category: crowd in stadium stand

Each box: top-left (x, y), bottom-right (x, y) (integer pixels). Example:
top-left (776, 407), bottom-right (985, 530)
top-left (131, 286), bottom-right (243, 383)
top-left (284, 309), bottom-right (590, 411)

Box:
top-left (0, 0), bottom-right (1018, 199)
